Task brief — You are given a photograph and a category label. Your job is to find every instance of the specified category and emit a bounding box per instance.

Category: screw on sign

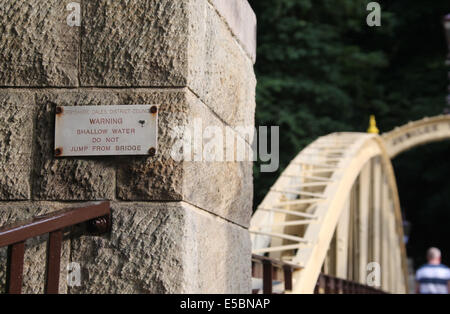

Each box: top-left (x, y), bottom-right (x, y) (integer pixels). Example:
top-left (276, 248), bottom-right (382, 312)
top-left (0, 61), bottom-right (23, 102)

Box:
top-left (54, 148), bottom-right (63, 157)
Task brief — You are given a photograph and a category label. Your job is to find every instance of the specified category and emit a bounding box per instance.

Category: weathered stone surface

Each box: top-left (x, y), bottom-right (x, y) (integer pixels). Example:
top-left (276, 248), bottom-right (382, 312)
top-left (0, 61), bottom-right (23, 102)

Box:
top-left (0, 201), bottom-right (251, 294)
top-left (80, 0), bottom-right (255, 142)
top-left (80, 0), bottom-right (189, 87)
top-left (116, 88), bottom-right (253, 226)
top-left (69, 202), bottom-right (251, 293)
top-left (181, 91), bottom-right (253, 226)
top-left (184, 161), bottom-right (253, 227)
top-left (182, 203), bottom-right (251, 293)
top-left (0, 202), bottom-right (70, 294)
top-left (0, 0), bottom-right (79, 86)
top-left (0, 91), bottom-right (34, 200)
top-left (0, 0), bottom-right (256, 295)
top-left (29, 88), bottom-right (251, 225)
top-left (33, 90), bottom-right (117, 200)
top-left (115, 89), bottom-right (188, 201)
top-left (209, 0), bottom-right (257, 63)
top-left (188, 0), bottom-right (256, 141)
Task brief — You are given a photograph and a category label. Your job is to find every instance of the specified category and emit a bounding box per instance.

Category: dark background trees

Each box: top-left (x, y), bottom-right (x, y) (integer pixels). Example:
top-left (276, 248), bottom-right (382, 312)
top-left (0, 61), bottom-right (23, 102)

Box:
top-left (250, 0), bottom-right (450, 268)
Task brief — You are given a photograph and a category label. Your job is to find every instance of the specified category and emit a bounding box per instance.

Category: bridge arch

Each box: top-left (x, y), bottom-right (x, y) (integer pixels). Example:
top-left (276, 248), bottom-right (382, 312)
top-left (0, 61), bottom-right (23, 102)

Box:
top-left (382, 115), bottom-right (450, 159)
top-left (251, 133), bottom-right (409, 293)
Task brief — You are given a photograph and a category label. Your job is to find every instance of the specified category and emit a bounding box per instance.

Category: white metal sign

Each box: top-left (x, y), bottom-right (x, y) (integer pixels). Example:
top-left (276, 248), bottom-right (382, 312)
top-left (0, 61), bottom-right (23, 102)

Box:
top-left (54, 105), bottom-right (158, 157)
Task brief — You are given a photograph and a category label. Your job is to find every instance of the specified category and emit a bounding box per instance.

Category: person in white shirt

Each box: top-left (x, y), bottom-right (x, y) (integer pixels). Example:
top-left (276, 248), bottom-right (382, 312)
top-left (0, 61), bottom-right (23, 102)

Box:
top-left (415, 247), bottom-right (450, 294)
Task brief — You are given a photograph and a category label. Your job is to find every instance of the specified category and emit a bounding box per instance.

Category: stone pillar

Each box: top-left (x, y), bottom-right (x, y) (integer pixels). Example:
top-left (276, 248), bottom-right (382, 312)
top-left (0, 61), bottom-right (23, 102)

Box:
top-left (0, 0), bottom-right (256, 293)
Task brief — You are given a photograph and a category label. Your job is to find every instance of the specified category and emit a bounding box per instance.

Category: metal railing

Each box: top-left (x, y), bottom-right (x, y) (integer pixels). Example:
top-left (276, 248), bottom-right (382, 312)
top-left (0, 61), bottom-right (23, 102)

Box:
top-left (0, 202), bottom-right (111, 294)
top-left (252, 254), bottom-right (302, 294)
top-left (314, 274), bottom-right (386, 294)
top-left (252, 254), bottom-right (386, 294)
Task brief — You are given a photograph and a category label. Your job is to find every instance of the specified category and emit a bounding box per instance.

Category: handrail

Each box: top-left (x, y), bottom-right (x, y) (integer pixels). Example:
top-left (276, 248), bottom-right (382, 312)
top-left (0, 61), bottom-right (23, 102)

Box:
top-left (252, 254), bottom-right (302, 294)
top-left (0, 201), bottom-right (111, 294)
top-left (314, 274), bottom-right (386, 294)
top-left (251, 254), bottom-right (387, 294)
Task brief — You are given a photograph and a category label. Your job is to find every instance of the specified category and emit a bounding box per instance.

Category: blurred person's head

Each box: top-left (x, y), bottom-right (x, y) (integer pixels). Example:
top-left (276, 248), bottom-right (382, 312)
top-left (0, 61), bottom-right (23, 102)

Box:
top-left (426, 247), bottom-right (442, 265)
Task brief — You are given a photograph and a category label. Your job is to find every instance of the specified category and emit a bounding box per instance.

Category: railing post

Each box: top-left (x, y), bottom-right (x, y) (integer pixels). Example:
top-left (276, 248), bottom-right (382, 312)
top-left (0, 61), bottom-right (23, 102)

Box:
top-left (314, 278), bottom-right (320, 294)
top-left (329, 276), bottom-right (336, 294)
top-left (325, 275), bottom-right (331, 294)
top-left (251, 259), bottom-right (259, 294)
top-left (325, 275), bottom-right (337, 294)
top-left (318, 274), bottom-right (325, 294)
top-left (337, 278), bottom-right (343, 294)
top-left (351, 282), bottom-right (357, 294)
top-left (45, 229), bottom-right (63, 294)
top-left (0, 202), bottom-right (111, 294)
top-left (6, 241), bottom-right (25, 294)
top-left (344, 280), bottom-right (351, 294)
top-left (283, 265), bottom-right (293, 292)
top-left (358, 283), bottom-right (364, 294)
top-left (262, 260), bottom-right (273, 294)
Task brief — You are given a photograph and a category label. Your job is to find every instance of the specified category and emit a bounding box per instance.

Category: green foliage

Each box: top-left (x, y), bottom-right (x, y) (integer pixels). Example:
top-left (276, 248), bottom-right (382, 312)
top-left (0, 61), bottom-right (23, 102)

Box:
top-left (251, 0), bottom-right (450, 267)
top-left (394, 142), bottom-right (450, 267)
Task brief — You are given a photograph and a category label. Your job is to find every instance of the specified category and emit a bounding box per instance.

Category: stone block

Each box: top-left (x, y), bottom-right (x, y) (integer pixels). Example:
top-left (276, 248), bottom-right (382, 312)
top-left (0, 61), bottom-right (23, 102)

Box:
top-left (80, 0), bottom-right (256, 142)
top-left (116, 88), bottom-right (253, 226)
top-left (33, 90), bottom-right (118, 200)
top-left (115, 89), bottom-right (188, 201)
top-left (209, 0), bottom-right (257, 63)
top-left (0, 0), bottom-right (79, 86)
top-left (69, 202), bottom-right (251, 293)
top-left (0, 90), bottom-right (34, 200)
top-left (80, 0), bottom-right (188, 87)
top-left (183, 160), bottom-right (253, 228)
top-left (188, 0), bottom-right (256, 141)
top-left (182, 203), bottom-right (252, 293)
top-left (30, 88), bottom-right (251, 226)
